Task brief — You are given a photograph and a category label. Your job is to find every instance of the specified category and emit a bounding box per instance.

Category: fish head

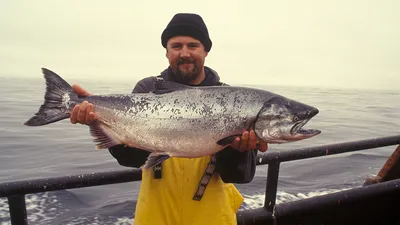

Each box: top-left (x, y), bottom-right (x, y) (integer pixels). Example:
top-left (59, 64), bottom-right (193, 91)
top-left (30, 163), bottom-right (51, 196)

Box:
top-left (254, 96), bottom-right (321, 143)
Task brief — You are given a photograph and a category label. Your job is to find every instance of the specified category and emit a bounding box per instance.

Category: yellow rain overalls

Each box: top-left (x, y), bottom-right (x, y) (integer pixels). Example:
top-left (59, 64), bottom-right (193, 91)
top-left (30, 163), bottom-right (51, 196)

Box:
top-left (106, 69), bottom-right (255, 225)
top-left (133, 156), bottom-right (244, 225)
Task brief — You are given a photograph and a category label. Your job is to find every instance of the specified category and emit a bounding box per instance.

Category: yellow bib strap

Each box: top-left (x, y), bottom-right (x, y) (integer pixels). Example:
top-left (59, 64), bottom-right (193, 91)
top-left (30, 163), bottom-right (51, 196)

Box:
top-left (193, 155), bottom-right (217, 201)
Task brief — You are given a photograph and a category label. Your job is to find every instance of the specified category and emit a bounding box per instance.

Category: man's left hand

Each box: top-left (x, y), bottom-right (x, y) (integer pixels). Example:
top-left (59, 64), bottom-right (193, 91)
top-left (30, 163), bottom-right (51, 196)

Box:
top-left (231, 130), bottom-right (268, 152)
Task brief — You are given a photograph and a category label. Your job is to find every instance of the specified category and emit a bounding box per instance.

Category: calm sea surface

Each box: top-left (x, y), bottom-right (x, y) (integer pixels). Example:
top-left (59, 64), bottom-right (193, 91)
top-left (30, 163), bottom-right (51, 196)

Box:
top-left (1, 76), bottom-right (399, 224)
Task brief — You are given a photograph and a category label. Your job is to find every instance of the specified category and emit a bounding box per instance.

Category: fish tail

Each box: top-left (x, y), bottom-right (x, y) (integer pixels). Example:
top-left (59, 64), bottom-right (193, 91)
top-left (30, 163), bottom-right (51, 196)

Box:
top-left (24, 68), bottom-right (77, 126)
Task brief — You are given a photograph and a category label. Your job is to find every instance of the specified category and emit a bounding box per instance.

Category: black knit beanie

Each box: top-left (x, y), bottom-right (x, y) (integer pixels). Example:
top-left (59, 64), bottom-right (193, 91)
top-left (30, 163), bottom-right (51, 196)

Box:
top-left (161, 13), bottom-right (212, 52)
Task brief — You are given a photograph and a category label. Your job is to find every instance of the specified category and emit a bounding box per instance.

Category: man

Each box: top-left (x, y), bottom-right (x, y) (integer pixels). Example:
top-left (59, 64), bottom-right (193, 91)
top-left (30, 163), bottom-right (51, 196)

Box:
top-left (70, 13), bottom-right (268, 225)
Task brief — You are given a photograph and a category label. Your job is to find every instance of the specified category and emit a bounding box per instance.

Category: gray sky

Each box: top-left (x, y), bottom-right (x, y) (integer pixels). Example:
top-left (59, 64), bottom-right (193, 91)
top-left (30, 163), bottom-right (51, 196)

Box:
top-left (1, 0), bottom-right (399, 90)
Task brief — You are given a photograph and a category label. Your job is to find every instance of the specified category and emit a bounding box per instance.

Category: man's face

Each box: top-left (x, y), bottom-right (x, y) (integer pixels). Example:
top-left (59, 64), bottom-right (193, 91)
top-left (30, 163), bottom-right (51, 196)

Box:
top-left (166, 36), bottom-right (208, 84)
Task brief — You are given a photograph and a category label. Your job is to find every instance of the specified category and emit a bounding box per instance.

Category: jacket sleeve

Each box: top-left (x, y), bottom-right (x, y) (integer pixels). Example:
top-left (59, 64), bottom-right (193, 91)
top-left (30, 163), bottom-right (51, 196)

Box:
top-left (108, 144), bottom-right (150, 168)
top-left (107, 77), bottom-right (156, 168)
top-left (215, 147), bottom-right (258, 184)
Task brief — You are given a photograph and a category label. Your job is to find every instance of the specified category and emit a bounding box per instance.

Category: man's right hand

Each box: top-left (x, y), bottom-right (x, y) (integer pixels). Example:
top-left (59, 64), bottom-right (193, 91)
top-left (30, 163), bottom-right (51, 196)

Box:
top-left (70, 84), bottom-right (97, 125)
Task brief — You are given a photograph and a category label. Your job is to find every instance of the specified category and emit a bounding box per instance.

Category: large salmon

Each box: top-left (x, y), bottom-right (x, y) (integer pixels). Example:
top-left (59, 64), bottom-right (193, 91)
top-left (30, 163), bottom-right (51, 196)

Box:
top-left (24, 68), bottom-right (321, 168)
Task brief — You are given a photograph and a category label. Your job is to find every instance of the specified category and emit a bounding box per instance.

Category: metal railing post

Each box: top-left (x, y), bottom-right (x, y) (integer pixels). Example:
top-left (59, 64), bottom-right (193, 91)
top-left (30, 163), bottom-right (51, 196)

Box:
top-left (265, 162), bottom-right (280, 212)
top-left (7, 195), bottom-right (28, 225)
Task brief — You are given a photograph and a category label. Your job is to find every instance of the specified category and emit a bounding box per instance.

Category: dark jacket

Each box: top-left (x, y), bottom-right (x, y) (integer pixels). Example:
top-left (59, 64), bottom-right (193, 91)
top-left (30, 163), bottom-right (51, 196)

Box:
top-left (108, 66), bottom-right (258, 183)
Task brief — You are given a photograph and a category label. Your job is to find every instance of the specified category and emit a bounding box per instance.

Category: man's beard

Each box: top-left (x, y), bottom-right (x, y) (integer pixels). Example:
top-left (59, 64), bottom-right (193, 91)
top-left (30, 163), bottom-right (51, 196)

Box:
top-left (173, 59), bottom-right (200, 84)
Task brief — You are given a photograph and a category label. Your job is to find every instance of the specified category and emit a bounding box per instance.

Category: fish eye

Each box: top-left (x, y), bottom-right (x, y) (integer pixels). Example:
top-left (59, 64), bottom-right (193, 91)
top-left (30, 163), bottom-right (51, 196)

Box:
top-left (293, 116), bottom-right (299, 122)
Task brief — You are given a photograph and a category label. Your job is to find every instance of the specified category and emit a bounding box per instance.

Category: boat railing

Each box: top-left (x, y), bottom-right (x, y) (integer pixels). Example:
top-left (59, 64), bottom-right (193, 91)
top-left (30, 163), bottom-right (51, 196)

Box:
top-left (1, 135), bottom-right (400, 225)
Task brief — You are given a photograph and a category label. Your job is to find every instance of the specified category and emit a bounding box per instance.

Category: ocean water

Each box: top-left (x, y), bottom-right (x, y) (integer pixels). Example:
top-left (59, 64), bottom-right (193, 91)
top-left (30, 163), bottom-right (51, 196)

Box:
top-left (0, 76), bottom-right (399, 224)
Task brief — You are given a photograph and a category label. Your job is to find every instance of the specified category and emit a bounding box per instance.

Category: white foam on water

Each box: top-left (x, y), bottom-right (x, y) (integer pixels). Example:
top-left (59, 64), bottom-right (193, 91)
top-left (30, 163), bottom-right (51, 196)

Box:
top-left (114, 217), bottom-right (134, 225)
top-left (241, 188), bottom-right (352, 210)
top-left (0, 199), bottom-right (8, 223)
top-left (0, 192), bottom-right (68, 225)
top-left (1, 193), bottom-right (135, 225)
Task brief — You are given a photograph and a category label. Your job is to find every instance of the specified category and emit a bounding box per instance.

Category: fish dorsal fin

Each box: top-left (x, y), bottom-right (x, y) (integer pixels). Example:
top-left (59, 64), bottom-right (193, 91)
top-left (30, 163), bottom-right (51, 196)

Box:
top-left (89, 121), bottom-right (123, 149)
top-left (152, 79), bottom-right (192, 94)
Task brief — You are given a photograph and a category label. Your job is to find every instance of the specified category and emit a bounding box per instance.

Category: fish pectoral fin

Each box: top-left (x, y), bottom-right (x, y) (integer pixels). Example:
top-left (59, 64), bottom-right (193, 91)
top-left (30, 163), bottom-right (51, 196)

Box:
top-left (143, 153), bottom-right (170, 169)
top-left (217, 135), bottom-right (241, 146)
top-left (89, 121), bottom-right (123, 149)
top-left (151, 79), bottom-right (193, 94)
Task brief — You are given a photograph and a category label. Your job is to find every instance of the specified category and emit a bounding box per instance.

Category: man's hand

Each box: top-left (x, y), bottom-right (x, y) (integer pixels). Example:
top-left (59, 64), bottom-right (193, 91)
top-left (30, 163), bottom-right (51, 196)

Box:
top-left (231, 130), bottom-right (268, 152)
top-left (70, 84), bottom-right (97, 125)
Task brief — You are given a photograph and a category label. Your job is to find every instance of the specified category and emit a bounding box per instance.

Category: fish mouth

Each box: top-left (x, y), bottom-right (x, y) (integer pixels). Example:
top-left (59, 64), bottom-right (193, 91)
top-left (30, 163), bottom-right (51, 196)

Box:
top-left (289, 119), bottom-right (321, 140)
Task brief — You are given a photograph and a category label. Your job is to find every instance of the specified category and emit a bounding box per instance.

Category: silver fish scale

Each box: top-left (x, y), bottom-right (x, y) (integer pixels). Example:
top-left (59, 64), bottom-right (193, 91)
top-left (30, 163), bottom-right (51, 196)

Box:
top-left (81, 86), bottom-right (272, 157)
